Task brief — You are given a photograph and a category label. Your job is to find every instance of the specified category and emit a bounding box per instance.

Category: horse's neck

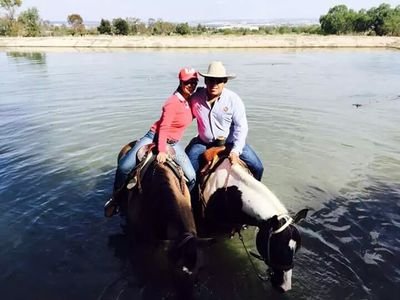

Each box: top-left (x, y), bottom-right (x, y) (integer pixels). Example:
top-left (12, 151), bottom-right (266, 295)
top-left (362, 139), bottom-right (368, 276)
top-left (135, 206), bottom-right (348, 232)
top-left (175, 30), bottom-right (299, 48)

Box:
top-left (203, 159), bottom-right (288, 221)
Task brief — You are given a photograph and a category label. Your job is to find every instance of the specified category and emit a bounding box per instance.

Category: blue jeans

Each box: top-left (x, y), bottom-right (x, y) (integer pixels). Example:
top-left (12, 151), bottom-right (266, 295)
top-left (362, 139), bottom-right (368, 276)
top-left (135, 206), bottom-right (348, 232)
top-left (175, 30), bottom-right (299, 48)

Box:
top-left (114, 131), bottom-right (196, 190)
top-left (185, 137), bottom-right (264, 181)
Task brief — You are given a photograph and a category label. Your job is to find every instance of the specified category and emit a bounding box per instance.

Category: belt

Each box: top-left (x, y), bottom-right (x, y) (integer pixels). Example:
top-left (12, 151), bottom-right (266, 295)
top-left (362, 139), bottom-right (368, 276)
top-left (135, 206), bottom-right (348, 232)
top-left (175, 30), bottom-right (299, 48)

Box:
top-left (196, 137), bottom-right (227, 147)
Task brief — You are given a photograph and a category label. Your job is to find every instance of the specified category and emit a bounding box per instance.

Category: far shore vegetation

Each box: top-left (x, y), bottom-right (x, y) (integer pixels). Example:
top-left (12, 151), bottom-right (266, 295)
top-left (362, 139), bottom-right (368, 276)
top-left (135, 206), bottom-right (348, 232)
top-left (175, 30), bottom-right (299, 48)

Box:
top-left (1, 1), bottom-right (400, 37)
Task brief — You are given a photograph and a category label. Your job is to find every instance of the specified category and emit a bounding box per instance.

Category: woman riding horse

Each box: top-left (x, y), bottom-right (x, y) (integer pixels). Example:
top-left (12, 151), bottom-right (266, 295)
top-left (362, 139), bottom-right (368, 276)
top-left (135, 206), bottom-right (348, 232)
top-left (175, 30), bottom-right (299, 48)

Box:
top-left (105, 67), bottom-right (200, 275)
top-left (104, 67), bottom-right (199, 217)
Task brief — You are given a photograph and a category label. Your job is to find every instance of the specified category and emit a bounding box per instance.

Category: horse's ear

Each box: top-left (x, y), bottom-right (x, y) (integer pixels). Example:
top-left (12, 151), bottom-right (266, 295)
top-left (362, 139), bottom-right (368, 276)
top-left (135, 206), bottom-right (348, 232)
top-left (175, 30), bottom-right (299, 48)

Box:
top-left (268, 215), bottom-right (279, 231)
top-left (293, 209), bottom-right (309, 224)
top-left (259, 215), bottom-right (279, 233)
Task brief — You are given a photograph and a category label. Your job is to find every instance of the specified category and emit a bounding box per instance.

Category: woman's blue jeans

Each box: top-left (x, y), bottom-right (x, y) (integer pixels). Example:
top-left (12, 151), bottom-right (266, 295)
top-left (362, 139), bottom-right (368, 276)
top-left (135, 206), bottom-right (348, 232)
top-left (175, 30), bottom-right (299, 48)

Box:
top-left (114, 131), bottom-right (196, 191)
top-left (185, 137), bottom-right (264, 181)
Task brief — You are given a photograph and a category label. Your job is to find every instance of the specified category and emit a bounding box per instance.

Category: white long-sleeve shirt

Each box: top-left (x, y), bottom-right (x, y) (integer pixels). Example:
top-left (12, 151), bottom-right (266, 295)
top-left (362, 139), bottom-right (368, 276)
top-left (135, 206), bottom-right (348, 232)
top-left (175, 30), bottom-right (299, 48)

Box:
top-left (190, 87), bottom-right (248, 154)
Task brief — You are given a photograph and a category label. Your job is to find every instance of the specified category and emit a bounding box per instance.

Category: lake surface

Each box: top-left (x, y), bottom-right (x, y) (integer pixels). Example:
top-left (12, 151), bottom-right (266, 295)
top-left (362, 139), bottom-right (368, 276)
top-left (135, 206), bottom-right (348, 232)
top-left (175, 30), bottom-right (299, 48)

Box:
top-left (0, 48), bottom-right (399, 300)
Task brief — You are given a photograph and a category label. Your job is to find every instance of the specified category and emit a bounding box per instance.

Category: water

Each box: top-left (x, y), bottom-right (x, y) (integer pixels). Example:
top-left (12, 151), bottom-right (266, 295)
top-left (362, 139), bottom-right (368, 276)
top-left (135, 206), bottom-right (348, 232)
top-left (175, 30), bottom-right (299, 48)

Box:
top-left (0, 48), bottom-right (399, 299)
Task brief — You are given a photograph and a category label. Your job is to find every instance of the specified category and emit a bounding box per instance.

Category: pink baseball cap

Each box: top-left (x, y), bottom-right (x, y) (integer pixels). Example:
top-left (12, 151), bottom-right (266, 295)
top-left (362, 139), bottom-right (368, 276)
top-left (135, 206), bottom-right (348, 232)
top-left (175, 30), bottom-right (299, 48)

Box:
top-left (178, 67), bottom-right (198, 82)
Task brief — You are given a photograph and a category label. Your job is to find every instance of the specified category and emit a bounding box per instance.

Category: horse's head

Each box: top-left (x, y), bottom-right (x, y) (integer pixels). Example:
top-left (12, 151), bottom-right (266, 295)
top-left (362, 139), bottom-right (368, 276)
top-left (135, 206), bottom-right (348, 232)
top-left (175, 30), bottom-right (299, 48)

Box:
top-left (256, 209), bottom-right (308, 292)
top-left (169, 232), bottom-right (198, 276)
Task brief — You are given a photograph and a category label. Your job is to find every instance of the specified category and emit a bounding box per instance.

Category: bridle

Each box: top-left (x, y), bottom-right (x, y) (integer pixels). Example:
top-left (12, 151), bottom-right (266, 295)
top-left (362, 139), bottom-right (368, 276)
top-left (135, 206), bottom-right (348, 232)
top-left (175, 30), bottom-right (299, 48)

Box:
top-left (262, 214), bottom-right (296, 271)
top-left (272, 214), bottom-right (293, 234)
top-left (234, 213), bottom-right (296, 282)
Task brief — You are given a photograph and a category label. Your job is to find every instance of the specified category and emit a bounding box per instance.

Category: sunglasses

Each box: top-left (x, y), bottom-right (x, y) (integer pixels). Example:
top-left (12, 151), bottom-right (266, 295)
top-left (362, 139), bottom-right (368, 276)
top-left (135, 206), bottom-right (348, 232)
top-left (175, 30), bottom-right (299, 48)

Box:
top-left (205, 77), bottom-right (227, 85)
top-left (182, 80), bottom-right (198, 85)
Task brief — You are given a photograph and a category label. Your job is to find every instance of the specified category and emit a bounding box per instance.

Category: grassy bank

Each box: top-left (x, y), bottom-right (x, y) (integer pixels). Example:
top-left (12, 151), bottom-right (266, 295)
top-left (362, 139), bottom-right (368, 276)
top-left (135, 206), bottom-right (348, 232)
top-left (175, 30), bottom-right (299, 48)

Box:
top-left (0, 35), bottom-right (399, 49)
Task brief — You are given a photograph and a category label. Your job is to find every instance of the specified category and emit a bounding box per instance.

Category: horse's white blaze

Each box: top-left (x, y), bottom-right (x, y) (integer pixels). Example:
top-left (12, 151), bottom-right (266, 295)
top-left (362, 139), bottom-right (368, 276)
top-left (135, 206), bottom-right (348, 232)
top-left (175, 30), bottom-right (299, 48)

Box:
top-left (203, 160), bottom-right (287, 220)
top-left (281, 269), bottom-right (292, 291)
top-left (289, 239), bottom-right (297, 251)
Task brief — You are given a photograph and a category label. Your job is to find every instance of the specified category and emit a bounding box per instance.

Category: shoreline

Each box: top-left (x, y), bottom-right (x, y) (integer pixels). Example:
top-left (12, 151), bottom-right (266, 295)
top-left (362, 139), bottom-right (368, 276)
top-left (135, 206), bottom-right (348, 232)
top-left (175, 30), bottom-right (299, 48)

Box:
top-left (0, 35), bottom-right (400, 50)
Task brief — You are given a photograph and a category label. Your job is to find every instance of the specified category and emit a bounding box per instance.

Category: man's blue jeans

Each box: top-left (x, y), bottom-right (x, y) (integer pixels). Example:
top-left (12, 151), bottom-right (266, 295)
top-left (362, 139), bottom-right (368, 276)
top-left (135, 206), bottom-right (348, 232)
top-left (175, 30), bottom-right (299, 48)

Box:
top-left (185, 137), bottom-right (264, 181)
top-left (114, 131), bottom-right (196, 191)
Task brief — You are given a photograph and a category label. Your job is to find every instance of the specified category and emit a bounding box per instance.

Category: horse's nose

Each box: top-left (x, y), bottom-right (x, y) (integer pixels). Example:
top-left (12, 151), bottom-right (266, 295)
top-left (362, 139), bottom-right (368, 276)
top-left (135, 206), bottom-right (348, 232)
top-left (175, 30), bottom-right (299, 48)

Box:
top-left (271, 269), bottom-right (292, 292)
top-left (280, 269), bottom-right (292, 292)
top-left (279, 283), bottom-right (292, 292)
top-left (272, 281), bottom-right (291, 293)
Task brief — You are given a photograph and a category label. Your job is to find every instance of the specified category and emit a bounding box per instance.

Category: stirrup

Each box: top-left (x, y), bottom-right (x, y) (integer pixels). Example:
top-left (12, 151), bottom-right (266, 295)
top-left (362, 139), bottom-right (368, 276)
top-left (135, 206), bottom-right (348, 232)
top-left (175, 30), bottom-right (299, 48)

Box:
top-left (126, 177), bottom-right (137, 190)
top-left (104, 198), bottom-right (118, 217)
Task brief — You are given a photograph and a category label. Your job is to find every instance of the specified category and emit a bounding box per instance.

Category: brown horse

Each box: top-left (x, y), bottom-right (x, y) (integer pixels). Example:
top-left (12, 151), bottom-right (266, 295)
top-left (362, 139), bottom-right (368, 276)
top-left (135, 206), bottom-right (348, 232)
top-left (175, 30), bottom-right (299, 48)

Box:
top-left (115, 142), bottom-right (198, 274)
top-left (196, 147), bottom-right (308, 292)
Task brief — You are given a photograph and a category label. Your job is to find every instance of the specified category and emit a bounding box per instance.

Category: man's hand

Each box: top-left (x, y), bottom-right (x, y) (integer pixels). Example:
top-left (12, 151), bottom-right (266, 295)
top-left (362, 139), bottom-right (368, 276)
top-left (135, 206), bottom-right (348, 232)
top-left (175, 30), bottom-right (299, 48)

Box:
top-left (229, 152), bottom-right (239, 165)
top-left (157, 152), bottom-right (168, 163)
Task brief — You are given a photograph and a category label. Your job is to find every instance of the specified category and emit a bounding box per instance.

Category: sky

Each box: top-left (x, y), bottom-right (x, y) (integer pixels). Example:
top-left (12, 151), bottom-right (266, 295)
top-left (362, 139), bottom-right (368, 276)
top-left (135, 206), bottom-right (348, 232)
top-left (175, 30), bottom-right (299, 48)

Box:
top-left (17, 0), bottom-right (400, 22)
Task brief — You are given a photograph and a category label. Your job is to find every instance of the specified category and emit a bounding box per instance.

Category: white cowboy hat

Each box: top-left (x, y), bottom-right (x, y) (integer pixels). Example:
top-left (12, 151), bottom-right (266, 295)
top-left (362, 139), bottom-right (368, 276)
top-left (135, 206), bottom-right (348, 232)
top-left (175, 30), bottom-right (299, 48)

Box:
top-left (199, 61), bottom-right (236, 79)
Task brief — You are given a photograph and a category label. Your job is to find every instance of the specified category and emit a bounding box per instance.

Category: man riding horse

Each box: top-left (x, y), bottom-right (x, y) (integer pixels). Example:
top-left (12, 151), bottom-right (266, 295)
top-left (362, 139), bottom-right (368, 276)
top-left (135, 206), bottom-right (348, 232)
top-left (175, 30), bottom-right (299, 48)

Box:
top-left (185, 61), bottom-right (264, 182)
top-left (184, 61), bottom-right (308, 292)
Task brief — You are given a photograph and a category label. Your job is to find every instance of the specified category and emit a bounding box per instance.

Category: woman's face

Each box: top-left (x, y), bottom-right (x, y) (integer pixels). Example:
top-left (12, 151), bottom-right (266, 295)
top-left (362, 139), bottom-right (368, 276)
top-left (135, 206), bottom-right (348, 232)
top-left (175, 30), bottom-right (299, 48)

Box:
top-left (180, 79), bottom-right (198, 98)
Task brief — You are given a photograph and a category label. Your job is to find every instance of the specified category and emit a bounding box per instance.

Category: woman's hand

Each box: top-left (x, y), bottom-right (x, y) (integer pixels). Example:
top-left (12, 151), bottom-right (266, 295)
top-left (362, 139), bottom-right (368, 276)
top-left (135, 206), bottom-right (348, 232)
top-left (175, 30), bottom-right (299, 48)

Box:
top-left (157, 152), bottom-right (168, 164)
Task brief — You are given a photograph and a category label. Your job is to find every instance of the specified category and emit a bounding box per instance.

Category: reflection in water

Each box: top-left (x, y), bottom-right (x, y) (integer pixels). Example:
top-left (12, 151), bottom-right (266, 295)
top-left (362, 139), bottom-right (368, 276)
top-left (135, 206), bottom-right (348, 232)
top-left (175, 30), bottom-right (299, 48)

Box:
top-left (104, 233), bottom-right (197, 300)
top-left (6, 51), bottom-right (46, 64)
top-left (105, 229), bottom-right (277, 300)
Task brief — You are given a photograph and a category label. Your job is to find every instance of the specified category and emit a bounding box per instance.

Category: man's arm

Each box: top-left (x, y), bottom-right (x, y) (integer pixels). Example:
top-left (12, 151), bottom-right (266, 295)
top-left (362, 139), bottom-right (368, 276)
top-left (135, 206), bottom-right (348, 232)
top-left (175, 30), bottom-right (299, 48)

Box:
top-left (230, 94), bottom-right (248, 155)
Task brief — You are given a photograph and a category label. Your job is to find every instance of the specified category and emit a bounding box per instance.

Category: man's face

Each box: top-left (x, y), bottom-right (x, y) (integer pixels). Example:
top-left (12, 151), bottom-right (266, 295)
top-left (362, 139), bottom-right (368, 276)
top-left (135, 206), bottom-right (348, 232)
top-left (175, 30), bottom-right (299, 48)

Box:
top-left (205, 77), bottom-right (227, 98)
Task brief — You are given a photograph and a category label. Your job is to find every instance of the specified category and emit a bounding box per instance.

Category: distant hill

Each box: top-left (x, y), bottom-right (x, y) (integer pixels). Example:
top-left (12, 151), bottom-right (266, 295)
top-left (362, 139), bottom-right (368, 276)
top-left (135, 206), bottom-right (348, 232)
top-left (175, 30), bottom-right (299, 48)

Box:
top-left (48, 18), bottom-right (319, 29)
top-left (190, 18), bottom-right (319, 28)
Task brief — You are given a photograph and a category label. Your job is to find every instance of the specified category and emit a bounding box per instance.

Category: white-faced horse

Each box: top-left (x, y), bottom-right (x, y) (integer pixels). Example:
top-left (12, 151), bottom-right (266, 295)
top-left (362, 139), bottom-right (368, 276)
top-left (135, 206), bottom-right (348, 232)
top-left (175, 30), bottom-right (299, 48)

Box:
top-left (198, 149), bottom-right (308, 292)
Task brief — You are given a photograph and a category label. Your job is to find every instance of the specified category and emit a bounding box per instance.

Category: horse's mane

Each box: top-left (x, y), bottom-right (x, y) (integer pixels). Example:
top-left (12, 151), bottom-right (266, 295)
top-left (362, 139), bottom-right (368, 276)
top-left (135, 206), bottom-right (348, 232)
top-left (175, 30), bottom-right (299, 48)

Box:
top-left (147, 162), bottom-right (196, 235)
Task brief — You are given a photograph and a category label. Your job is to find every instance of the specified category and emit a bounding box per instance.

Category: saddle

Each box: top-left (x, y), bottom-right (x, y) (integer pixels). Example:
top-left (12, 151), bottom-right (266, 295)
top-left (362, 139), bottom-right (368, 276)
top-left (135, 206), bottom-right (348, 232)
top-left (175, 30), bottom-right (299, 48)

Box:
top-left (199, 146), bottom-right (251, 191)
top-left (125, 143), bottom-right (187, 191)
top-left (200, 146), bottom-right (229, 175)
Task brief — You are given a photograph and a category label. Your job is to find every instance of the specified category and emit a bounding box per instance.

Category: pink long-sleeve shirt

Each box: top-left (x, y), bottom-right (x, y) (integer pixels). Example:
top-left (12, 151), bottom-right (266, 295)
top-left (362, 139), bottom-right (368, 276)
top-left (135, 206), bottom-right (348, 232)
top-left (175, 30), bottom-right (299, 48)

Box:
top-left (150, 91), bottom-right (193, 152)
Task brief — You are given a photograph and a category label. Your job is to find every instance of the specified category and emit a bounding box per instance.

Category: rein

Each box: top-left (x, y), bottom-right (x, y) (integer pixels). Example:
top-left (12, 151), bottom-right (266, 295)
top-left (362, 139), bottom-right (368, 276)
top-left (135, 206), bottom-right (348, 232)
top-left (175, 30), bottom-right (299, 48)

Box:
top-left (235, 214), bottom-right (295, 280)
top-left (235, 229), bottom-right (271, 282)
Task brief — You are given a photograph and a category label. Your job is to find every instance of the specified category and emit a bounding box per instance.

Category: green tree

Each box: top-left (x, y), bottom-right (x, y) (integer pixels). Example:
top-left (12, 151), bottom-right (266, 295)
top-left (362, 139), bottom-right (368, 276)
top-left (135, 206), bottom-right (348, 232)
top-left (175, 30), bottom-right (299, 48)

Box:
top-left (175, 22), bottom-right (191, 35)
top-left (367, 3), bottom-right (394, 35)
top-left (0, 0), bottom-right (22, 35)
top-left (195, 23), bottom-right (207, 34)
top-left (353, 9), bottom-right (372, 33)
top-left (320, 5), bottom-right (355, 34)
top-left (112, 18), bottom-right (128, 35)
top-left (18, 7), bottom-right (40, 36)
top-left (0, 0), bottom-right (22, 20)
top-left (126, 17), bottom-right (146, 35)
top-left (0, 17), bottom-right (8, 35)
top-left (97, 18), bottom-right (111, 34)
top-left (67, 13), bottom-right (85, 35)
top-left (153, 19), bottom-right (175, 35)
top-left (383, 9), bottom-right (400, 36)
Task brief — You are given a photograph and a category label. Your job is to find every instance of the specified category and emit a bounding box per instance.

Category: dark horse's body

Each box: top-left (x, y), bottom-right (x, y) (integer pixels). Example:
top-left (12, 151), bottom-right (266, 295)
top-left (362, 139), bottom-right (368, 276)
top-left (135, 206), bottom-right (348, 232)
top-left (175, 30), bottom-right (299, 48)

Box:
top-left (116, 142), bottom-right (198, 274)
